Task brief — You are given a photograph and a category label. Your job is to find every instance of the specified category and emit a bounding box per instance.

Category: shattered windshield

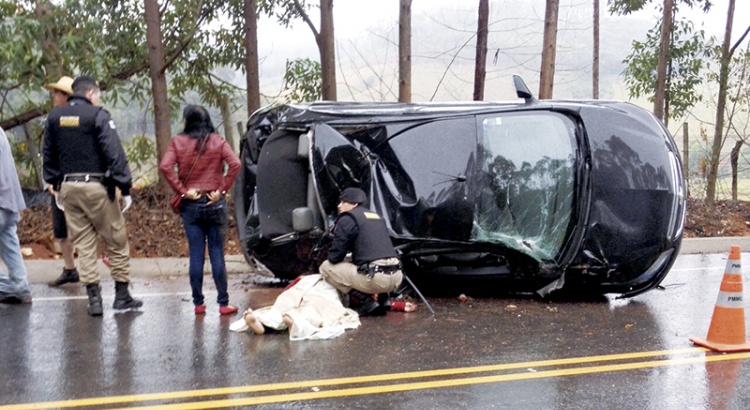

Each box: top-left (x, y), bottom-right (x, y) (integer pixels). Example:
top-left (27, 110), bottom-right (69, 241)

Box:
top-left (315, 111), bottom-right (577, 263)
top-left (475, 112), bottom-right (577, 260)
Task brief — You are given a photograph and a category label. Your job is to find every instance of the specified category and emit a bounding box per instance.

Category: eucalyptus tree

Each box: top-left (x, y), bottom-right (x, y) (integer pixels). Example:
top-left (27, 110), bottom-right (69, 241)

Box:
top-left (473, 0), bottom-right (488, 101)
top-left (621, 19), bottom-right (708, 127)
top-left (724, 47), bottom-right (750, 200)
top-left (593, 0), bottom-right (599, 99)
top-left (705, 0), bottom-right (750, 205)
top-left (399, 0), bottom-right (412, 103)
top-left (539, 0), bottom-right (559, 99)
top-left (259, 0), bottom-right (336, 101)
top-left (609, 0), bottom-right (712, 122)
top-left (244, 0), bottom-right (261, 116)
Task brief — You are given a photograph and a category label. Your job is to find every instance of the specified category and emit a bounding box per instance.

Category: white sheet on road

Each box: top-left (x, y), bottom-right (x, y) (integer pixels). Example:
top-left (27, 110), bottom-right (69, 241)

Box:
top-left (230, 274), bottom-right (360, 340)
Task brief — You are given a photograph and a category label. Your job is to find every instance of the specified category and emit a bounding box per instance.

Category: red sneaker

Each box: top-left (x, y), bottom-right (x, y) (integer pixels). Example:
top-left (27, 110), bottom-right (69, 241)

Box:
top-left (219, 305), bottom-right (238, 315)
top-left (194, 304), bottom-right (206, 315)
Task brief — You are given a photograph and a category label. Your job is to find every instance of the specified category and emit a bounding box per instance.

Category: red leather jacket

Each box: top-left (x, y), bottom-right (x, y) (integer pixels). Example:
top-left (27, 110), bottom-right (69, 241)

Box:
top-left (159, 133), bottom-right (241, 196)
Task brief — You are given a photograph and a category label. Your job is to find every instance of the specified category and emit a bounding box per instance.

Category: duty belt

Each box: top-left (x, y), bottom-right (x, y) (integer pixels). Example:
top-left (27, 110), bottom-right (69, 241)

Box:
top-left (63, 173), bottom-right (105, 183)
top-left (358, 262), bottom-right (401, 278)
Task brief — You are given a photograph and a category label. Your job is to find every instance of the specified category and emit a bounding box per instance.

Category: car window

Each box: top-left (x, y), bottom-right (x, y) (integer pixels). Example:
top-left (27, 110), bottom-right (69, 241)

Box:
top-left (476, 112), bottom-right (577, 260)
top-left (385, 118), bottom-right (478, 240)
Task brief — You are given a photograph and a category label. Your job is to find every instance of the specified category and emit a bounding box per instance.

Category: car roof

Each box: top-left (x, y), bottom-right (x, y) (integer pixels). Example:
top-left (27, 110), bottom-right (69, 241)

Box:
top-left (258, 99), bottom-right (631, 126)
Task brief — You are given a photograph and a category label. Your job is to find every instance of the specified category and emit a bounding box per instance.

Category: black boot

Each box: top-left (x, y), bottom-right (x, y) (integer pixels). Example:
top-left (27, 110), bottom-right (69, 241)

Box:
top-left (348, 289), bottom-right (380, 317)
top-left (48, 267), bottom-right (79, 287)
top-left (113, 281), bottom-right (143, 310)
top-left (86, 284), bottom-right (103, 316)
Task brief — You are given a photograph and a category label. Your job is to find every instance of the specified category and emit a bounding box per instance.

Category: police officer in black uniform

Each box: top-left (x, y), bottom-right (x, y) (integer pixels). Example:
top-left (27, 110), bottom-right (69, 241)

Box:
top-left (319, 187), bottom-right (403, 316)
top-left (43, 76), bottom-right (141, 316)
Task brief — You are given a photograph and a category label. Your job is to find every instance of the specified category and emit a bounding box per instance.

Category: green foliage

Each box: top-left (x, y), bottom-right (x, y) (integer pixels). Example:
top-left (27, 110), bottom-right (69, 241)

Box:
top-left (123, 134), bottom-right (158, 187)
top-left (258, 0), bottom-right (313, 28)
top-left (1, 0), bottom-right (246, 131)
top-left (1, 0), bottom-right (267, 187)
top-left (9, 136), bottom-right (37, 188)
top-left (124, 134), bottom-right (157, 170)
top-left (256, 1), bottom-right (327, 103)
top-left (608, 0), bottom-right (650, 14)
top-left (608, 0), bottom-right (712, 15)
top-left (622, 19), bottom-right (707, 120)
top-left (282, 58), bottom-right (322, 102)
top-left (724, 50), bottom-right (750, 108)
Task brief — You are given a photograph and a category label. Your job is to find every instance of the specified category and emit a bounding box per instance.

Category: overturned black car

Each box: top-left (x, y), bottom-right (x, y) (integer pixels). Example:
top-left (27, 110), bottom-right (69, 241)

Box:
top-left (235, 77), bottom-right (686, 298)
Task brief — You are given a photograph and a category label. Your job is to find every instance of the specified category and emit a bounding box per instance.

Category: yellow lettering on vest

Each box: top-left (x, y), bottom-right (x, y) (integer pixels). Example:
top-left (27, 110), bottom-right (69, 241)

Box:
top-left (59, 116), bottom-right (80, 127)
top-left (363, 212), bottom-right (381, 220)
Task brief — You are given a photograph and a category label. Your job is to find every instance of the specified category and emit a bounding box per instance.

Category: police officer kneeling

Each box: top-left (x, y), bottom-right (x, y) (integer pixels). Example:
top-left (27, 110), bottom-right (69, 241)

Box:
top-left (319, 188), bottom-right (403, 316)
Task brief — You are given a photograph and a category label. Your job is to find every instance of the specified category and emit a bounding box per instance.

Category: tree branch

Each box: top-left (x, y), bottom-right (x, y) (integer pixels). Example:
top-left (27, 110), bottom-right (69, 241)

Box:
top-left (430, 33), bottom-right (476, 101)
top-left (1, 108), bottom-right (46, 131)
top-left (729, 25), bottom-right (750, 57)
top-left (161, 3), bottom-right (208, 74)
top-left (336, 42), bottom-right (358, 101)
top-left (292, 0), bottom-right (319, 38)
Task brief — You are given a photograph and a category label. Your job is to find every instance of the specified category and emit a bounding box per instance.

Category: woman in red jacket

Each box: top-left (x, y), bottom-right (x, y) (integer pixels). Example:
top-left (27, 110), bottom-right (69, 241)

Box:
top-left (159, 105), bottom-right (241, 316)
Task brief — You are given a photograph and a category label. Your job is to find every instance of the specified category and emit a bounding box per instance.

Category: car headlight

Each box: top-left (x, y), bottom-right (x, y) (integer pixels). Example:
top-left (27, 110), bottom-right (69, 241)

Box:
top-left (667, 152), bottom-right (686, 241)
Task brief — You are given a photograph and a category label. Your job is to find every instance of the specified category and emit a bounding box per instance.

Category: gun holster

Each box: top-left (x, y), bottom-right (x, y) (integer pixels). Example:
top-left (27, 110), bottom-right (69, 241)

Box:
top-left (101, 171), bottom-right (116, 201)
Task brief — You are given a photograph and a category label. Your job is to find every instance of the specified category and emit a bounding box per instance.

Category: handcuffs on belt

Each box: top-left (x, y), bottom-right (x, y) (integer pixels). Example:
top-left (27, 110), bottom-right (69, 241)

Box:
top-left (358, 262), bottom-right (402, 279)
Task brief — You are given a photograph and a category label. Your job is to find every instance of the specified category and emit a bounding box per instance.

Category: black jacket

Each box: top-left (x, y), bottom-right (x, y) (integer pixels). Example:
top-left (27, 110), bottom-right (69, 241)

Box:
top-left (43, 95), bottom-right (132, 195)
top-left (327, 205), bottom-right (398, 266)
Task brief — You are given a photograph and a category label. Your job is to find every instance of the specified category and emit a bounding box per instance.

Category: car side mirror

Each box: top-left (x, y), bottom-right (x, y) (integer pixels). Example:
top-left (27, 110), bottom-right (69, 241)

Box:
top-left (292, 207), bottom-right (314, 233)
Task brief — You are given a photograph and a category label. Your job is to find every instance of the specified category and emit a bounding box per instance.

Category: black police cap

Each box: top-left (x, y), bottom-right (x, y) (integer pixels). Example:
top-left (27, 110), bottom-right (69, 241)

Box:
top-left (340, 187), bottom-right (367, 204)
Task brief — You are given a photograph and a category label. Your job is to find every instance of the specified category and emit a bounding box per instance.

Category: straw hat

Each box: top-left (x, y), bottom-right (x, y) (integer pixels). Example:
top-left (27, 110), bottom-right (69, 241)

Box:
top-left (44, 76), bottom-right (74, 95)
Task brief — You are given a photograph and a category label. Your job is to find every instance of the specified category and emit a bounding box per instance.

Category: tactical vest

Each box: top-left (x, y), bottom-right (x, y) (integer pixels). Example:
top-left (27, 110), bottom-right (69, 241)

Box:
top-left (344, 206), bottom-right (398, 265)
top-left (48, 101), bottom-right (108, 175)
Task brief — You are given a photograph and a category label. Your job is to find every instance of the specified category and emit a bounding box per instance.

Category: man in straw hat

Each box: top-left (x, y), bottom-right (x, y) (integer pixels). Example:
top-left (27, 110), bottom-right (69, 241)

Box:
top-left (43, 76), bottom-right (80, 288)
top-left (319, 187), bottom-right (403, 317)
top-left (45, 76), bottom-right (74, 108)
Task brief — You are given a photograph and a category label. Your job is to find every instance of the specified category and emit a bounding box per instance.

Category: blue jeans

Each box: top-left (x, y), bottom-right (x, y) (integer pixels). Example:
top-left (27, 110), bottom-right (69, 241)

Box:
top-left (0, 209), bottom-right (30, 296)
top-left (180, 198), bottom-right (229, 306)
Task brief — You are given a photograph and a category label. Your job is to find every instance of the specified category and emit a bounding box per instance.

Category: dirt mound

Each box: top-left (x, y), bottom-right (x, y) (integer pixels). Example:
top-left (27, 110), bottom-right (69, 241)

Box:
top-left (685, 198), bottom-right (750, 237)
top-left (18, 185), bottom-right (242, 259)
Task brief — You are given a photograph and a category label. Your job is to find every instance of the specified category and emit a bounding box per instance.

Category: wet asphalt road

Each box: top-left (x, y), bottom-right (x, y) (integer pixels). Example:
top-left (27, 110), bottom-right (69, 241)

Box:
top-left (1, 253), bottom-right (750, 409)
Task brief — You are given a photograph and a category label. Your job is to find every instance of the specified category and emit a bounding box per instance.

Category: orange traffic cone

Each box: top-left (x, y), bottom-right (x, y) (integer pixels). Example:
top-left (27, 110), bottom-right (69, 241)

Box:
top-left (690, 245), bottom-right (750, 352)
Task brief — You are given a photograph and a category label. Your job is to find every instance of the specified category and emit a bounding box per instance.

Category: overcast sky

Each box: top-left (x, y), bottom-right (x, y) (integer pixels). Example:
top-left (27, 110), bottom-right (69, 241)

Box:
top-left (250, 0), bottom-right (749, 109)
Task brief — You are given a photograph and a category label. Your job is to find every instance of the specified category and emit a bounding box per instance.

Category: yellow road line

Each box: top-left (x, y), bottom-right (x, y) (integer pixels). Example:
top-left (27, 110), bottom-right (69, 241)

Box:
top-left (118, 351), bottom-right (750, 410)
top-left (0, 347), bottom-right (710, 410)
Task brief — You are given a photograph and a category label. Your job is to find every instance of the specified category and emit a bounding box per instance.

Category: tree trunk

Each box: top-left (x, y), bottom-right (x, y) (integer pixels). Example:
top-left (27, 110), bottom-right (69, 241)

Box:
top-left (473, 0), bottom-right (489, 101)
top-left (318, 0), bottom-right (337, 101)
top-left (539, 0), bottom-right (559, 99)
top-left (145, 0), bottom-right (172, 192)
top-left (35, 0), bottom-right (61, 189)
top-left (730, 139), bottom-right (742, 201)
top-left (220, 95), bottom-right (235, 152)
top-left (23, 123), bottom-right (44, 190)
top-left (592, 0), bottom-right (599, 99)
top-left (36, 1), bottom-right (61, 81)
top-left (244, 0), bottom-right (261, 116)
top-left (398, 0), bottom-right (412, 103)
top-left (706, 0), bottom-right (735, 206)
top-left (653, 0), bottom-right (673, 122)
top-left (682, 122), bottom-right (689, 182)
